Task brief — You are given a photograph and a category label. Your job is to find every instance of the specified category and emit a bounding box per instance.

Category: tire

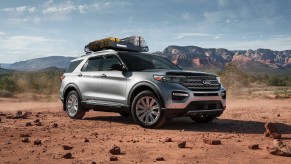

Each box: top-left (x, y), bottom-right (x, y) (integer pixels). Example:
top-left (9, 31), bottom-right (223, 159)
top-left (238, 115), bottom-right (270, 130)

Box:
top-left (131, 90), bottom-right (166, 128)
top-left (190, 114), bottom-right (216, 123)
top-left (65, 90), bottom-right (86, 119)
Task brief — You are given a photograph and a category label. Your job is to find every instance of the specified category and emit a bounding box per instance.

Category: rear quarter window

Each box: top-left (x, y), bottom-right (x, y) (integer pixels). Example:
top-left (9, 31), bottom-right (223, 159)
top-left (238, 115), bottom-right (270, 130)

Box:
top-left (66, 60), bottom-right (82, 73)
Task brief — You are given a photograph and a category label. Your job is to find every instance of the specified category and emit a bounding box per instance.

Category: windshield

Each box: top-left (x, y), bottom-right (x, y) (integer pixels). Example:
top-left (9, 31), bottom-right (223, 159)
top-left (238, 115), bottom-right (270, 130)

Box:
top-left (118, 52), bottom-right (181, 71)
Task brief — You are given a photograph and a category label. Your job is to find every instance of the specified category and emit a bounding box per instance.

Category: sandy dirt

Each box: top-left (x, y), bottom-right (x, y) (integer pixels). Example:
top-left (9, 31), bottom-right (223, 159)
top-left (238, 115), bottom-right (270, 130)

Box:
top-left (0, 96), bottom-right (290, 163)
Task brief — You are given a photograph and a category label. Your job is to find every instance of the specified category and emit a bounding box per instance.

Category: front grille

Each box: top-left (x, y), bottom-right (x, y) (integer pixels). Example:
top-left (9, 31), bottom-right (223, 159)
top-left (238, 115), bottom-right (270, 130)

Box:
top-left (185, 101), bottom-right (222, 111)
top-left (182, 76), bottom-right (220, 91)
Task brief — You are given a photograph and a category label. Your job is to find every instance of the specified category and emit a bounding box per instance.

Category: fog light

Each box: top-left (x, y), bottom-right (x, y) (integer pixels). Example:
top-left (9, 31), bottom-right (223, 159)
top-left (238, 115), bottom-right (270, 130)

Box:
top-left (172, 91), bottom-right (189, 100)
top-left (220, 91), bottom-right (226, 99)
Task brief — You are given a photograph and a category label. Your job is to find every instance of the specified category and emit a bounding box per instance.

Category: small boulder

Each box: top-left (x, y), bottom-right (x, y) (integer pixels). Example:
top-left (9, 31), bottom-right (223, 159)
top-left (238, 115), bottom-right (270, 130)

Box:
top-left (34, 119), bottom-right (40, 123)
top-left (164, 137), bottom-right (173, 142)
top-left (156, 157), bottom-right (165, 161)
top-left (248, 144), bottom-right (259, 150)
top-left (270, 133), bottom-right (282, 139)
top-left (203, 139), bottom-right (221, 145)
top-left (25, 122), bottom-right (32, 127)
top-left (22, 137), bottom-right (29, 143)
top-left (84, 138), bottom-right (89, 142)
top-left (35, 122), bottom-right (42, 126)
top-left (34, 139), bottom-right (41, 145)
top-left (62, 145), bottom-right (73, 150)
top-left (52, 123), bottom-right (58, 128)
top-left (178, 141), bottom-right (186, 148)
top-left (109, 145), bottom-right (121, 155)
top-left (63, 153), bottom-right (73, 159)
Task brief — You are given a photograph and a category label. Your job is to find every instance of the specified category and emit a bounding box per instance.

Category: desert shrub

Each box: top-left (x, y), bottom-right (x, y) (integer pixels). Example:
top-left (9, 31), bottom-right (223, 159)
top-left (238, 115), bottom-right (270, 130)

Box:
top-left (0, 71), bottom-right (63, 95)
top-left (0, 89), bottom-right (13, 97)
top-left (218, 62), bottom-right (251, 96)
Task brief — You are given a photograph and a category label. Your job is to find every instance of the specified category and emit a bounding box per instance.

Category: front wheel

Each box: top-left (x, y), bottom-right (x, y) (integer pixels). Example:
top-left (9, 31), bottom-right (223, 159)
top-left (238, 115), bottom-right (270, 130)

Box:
top-left (65, 90), bottom-right (86, 119)
top-left (131, 90), bottom-right (166, 128)
top-left (190, 115), bottom-right (216, 123)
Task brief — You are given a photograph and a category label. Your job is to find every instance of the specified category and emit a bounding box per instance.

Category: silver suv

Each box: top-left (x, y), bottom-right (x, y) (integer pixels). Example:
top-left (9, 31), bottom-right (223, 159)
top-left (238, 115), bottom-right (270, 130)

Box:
top-left (60, 50), bottom-right (226, 128)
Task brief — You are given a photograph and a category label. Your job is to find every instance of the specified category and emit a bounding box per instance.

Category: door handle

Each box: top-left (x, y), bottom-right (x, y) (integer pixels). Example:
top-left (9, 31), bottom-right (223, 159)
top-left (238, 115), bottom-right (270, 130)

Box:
top-left (78, 73), bottom-right (82, 77)
top-left (100, 74), bottom-right (106, 77)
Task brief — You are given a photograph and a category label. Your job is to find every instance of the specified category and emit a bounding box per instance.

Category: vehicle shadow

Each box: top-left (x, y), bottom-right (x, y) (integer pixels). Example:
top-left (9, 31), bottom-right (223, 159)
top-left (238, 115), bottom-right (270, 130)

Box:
top-left (84, 115), bottom-right (291, 136)
top-left (163, 117), bottom-right (291, 135)
top-left (84, 115), bottom-right (135, 125)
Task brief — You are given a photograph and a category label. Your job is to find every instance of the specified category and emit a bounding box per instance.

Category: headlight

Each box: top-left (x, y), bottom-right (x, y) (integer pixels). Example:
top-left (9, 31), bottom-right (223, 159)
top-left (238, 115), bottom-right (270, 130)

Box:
top-left (153, 75), bottom-right (186, 83)
top-left (216, 77), bottom-right (221, 84)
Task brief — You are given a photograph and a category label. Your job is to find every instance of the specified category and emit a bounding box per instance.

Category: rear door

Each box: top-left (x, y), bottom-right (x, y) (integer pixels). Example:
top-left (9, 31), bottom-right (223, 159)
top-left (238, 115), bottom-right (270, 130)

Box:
top-left (76, 56), bottom-right (101, 102)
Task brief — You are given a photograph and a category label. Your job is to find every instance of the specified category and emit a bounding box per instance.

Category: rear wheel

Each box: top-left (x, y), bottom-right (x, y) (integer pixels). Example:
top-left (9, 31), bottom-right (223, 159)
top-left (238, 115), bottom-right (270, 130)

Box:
top-left (190, 115), bottom-right (216, 123)
top-left (65, 90), bottom-right (86, 119)
top-left (131, 90), bottom-right (166, 128)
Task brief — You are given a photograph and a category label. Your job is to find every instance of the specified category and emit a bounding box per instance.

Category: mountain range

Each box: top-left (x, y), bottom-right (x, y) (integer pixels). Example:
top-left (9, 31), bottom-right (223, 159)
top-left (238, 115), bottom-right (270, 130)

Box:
top-left (1, 46), bottom-right (291, 74)
top-left (2, 56), bottom-right (75, 71)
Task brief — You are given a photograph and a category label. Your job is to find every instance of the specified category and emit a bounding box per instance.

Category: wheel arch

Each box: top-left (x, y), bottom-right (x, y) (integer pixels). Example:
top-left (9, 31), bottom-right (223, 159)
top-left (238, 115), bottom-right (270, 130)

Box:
top-left (62, 83), bottom-right (82, 111)
top-left (128, 82), bottom-right (165, 109)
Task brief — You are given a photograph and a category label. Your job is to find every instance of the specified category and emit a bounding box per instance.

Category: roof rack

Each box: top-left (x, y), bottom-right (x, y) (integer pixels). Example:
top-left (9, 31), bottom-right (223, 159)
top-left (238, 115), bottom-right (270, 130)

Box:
top-left (84, 36), bottom-right (149, 53)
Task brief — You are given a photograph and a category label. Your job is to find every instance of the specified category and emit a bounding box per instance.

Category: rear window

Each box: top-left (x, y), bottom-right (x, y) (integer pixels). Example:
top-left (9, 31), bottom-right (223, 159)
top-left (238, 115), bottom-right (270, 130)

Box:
top-left (66, 60), bottom-right (82, 73)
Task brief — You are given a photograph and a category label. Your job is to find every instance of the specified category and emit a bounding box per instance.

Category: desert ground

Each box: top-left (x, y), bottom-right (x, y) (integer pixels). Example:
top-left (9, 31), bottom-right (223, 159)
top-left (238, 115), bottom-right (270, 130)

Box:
top-left (0, 95), bottom-right (290, 164)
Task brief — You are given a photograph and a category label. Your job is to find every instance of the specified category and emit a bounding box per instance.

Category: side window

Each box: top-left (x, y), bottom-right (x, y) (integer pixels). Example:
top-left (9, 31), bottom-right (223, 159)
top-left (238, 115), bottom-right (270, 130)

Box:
top-left (81, 57), bottom-right (101, 72)
top-left (66, 60), bottom-right (82, 73)
top-left (102, 55), bottom-right (121, 71)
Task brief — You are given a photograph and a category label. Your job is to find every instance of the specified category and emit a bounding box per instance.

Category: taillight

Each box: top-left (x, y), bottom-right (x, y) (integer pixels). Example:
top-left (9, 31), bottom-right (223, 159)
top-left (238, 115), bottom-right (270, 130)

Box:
top-left (60, 74), bottom-right (65, 81)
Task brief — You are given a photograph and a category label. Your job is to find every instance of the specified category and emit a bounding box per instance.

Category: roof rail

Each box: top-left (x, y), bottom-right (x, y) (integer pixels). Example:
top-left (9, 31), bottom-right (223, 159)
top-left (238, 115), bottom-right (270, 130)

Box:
top-left (81, 49), bottom-right (115, 57)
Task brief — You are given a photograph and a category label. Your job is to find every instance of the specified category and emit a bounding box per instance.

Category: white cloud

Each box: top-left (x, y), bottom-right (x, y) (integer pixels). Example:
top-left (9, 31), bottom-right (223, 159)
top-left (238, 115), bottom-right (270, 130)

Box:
top-left (78, 5), bottom-right (88, 13)
top-left (1, 6), bottom-right (37, 14)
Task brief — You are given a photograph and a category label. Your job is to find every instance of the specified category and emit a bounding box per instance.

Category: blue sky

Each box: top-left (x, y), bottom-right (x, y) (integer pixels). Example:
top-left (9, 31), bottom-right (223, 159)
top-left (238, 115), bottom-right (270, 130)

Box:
top-left (0, 0), bottom-right (291, 63)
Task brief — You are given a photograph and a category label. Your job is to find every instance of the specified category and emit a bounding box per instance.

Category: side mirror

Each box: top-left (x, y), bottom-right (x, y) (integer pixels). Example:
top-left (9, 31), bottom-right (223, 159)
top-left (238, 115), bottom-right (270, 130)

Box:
top-left (109, 64), bottom-right (126, 71)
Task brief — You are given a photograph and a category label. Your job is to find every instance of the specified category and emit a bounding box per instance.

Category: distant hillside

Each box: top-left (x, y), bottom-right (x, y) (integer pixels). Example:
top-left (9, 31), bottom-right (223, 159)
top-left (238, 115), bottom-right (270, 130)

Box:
top-left (159, 46), bottom-right (291, 74)
top-left (5, 56), bottom-right (75, 71)
top-left (0, 68), bottom-right (14, 74)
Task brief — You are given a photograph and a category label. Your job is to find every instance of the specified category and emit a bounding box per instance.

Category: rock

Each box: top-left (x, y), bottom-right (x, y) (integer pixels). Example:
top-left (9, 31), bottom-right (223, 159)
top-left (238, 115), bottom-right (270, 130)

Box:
top-left (178, 141), bottom-right (186, 148)
top-left (248, 144), bottom-right (259, 150)
top-left (91, 162), bottom-right (97, 164)
top-left (19, 133), bottom-right (31, 137)
top-left (109, 156), bottom-right (118, 161)
top-left (34, 139), bottom-right (41, 145)
top-left (62, 145), bottom-right (73, 150)
top-left (109, 145), bottom-right (121, 155)
top-left (6, 115), bottom-right (13, 119)
top-left (0, 112), bottom-right (6, 116)
top-left (52, 123), bottom-right (58, 128)
top-left (164, 137), bottom-right (173, 142)
top-left (84, 138), bottom-right (89, 142)
top-left (0, 117), bottom-right (1, 122)
top-left (25, 122), bottom-right (32, 127)
top-left (22, 137), bottom-right (29, 143)
top-left (264, 122), bottom-right (281, 139)
top-left (35, 122), bottom-right (42, 126)
top-left (156, 157), bottom-right (165, 161)
top-left (277, 114), bottom-right (280, 117)
top-left (63, 153), bottom-right (73, 159)
top-left (16, 111), bottom-right (22, 116)
top-left (203, 139), bottom-right (221, 145)
top-left (34, 119), bottom-right (40, 123)
top-left (267, 140), bottom-right (291, 157)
